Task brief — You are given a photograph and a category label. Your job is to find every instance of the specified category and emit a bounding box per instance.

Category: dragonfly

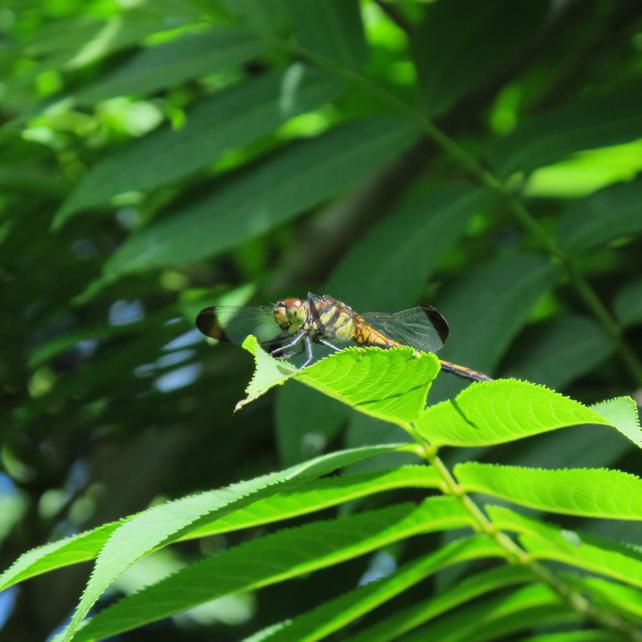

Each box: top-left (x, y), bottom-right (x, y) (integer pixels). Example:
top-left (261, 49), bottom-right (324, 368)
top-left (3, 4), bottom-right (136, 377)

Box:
top-left (196, 292), bottom-right (492, 382)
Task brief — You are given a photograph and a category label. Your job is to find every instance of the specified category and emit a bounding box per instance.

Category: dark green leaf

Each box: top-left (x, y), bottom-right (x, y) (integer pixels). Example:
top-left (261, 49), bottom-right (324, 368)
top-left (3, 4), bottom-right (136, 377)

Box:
top-left (413, 0), bottom-right (548, 116)
top-left (489, 85), bottom-right (642, 178)
top-left (286, 0), bottom-right (367, 69)
top-left (503, 314), bottom-right (613, 388)
top-left (55, 66), bottom-right (343, 225)
top-left (77, 27), bottom-right (265, 102)
top-left (615, 276), bottom-right (642, 327)
top-left (559, 175), bottom-right (642, 252)
top-left (103, 118), bottom-right (418, 279)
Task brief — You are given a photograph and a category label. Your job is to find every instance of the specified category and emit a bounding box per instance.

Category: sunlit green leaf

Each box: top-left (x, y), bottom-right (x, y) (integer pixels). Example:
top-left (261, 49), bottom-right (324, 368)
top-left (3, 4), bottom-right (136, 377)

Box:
top-left (1, 463), bottom-right (442, 592)
top-left (55, 443), bottom-right (412, 641)
top-left (239, 337), bottom-right (440, 427)
top-left (458, 464), bottom-right (642, 519)
top-left (488, 506), bottom-right (642, 589)
top-left (69, 498), bottom-right (471, 641)
top-left (416, 379), bottom-right (617, 448)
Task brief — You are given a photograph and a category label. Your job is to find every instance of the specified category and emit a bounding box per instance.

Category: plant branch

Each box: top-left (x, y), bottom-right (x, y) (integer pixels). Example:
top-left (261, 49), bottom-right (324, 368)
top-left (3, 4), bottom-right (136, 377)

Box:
top-left (268, 36), bottom-right (642, 388)
top-left (410, 430), bottom-right (642, 641)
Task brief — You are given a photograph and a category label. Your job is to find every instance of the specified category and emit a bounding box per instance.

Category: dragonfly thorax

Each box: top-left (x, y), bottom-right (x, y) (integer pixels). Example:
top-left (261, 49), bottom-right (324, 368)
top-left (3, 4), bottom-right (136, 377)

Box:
top-left (273, 297), bottom-right (307, 334)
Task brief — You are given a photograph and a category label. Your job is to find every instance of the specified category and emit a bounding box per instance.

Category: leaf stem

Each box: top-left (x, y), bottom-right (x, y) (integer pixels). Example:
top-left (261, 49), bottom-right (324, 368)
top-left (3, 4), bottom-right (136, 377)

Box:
top-left (273, 35), bottom-right (642, 387)
top-left (409, 432), bottom-right (642, 641)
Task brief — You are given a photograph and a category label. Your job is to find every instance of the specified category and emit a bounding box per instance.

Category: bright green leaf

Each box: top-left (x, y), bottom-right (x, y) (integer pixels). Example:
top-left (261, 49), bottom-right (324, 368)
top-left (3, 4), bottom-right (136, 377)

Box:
top-left (590, 396), bottom-right (642, 449)
top-left (276, 183), bottom-right (488, 465)
top-left (1, 462), bottom-right (438, 592)
top-left (416, 379), bottom-right (614, 448)
top-left (55, 66), bottom-right (343, 225)
top-left (488, 506), bottom-right (642, 589)
top-left (559, 175), bottom-right (642, 252)
top-left (103, 118), bottom-right (418, 279)
top-left (239, 337), bottom-right (441, 427)
top-left (459, 464), bottom-right (642, 519)
top-left (69, 498), bottom-right (471, 641)
top-left (55, 443), bottom-right (411, 641)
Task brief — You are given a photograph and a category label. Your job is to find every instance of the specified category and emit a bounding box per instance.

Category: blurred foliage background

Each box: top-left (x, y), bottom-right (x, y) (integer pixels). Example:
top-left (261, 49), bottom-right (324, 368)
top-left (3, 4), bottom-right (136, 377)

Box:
top-left (1, 0), bottom-right (642, 639)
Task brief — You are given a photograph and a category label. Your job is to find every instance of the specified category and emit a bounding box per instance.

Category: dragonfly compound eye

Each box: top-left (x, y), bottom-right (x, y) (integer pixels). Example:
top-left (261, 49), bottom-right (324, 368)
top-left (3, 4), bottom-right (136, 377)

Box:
top-left (274, 298), bottom-right (305, 332)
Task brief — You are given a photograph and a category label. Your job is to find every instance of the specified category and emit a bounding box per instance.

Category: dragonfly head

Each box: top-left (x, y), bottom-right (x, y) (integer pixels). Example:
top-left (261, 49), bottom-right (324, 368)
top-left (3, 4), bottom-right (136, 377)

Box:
top-left (274, 297), bottom-right (306, 333)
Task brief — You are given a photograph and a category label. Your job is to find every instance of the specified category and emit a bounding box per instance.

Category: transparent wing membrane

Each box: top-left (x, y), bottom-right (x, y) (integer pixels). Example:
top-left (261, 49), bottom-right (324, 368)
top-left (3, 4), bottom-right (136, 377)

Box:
top-left (196, 306), bottom-right (284, 345)
top-left (361, 306), bottom-right (448, 354)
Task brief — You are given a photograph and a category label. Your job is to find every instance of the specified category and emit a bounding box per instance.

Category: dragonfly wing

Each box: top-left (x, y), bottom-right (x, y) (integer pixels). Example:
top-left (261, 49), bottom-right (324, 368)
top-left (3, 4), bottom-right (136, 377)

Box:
top-left (361, 306), bottom-right (449, 353)
top-left (196, 306), bottom-right (285, 346)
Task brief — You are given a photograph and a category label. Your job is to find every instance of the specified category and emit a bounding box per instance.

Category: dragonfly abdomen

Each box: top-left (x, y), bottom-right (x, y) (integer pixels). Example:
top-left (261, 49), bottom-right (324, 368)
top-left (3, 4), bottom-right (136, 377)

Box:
top-left (353, 316), bottom-right (402, 348)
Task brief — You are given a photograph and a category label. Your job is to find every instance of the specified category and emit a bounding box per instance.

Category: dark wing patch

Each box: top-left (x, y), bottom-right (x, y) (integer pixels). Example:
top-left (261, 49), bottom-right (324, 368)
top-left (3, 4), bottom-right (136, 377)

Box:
top-left (195, 305), bottom-right (283, 345)
top-left (361, 306), bottom-right (447, 354)
top-left (196, 307), bottom-right (224, 339)
top-left (423, 306), bottom-right (449, 343)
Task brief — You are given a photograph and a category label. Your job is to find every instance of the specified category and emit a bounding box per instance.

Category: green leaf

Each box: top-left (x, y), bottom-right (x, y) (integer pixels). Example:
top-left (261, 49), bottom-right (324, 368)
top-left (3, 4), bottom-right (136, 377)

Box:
top-left (1, 463), bottom-right (438, 592)
top-left (103, 118), bottom-right (418, 278)
top-left (523, 632), bottom-right (623, 642)
top-left (457, 463), bottom-right (642, 519)
top-left (416, 379), bottom-right (614, 448)
top-left (55, 65), bottom-right (343, 226)
top-left (76, 27), bottom-right (265, 102)
top-left (428, 253), bottom-right (559, 402)
top-left (488, 506), bottom-right (642, 589)
top-left (489, 84), bottom-right (642, 178)
top-left (615, 276), bottom-right (642, 327)
top-left (276, 385), bottom-right (348, 465)
top-left (503, 315), bottom-right (613, 389)
top-left (238, 337), bottom-right (441, 427)
top-left (286, 0), bottom-right (367, 69)
top-left (559, 176), bottom-right (642, 252)
top-left (69, 498), bottom-right (471, 641)
top-left (276, 183), bottom-right (488, 465)
top-left (326, 184), bottom-right (490, 311)
top-left (393, 585), bottom-right (568, 642)
top-left (347, 566), bottom-right (531, 642)
top-left (248, 535), bottom-right (503, 642)
top-left (55, 443), bottom-right (410, 641)
top-left (0, 523), bottom-right (119, 592)
top-left (590, 396), bottom-right (642, 449)
top-left (412, 0), bottom-right (547, 116)
top-left (565, 574), bottom-right (642, 619)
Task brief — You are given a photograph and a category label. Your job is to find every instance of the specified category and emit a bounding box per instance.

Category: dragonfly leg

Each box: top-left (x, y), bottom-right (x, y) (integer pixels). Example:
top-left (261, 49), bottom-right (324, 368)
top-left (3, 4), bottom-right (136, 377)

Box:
top-left (300, 336), bottom-right (314, 368)
top-left (270, 332), bottom-right (305, 356)
top-left (318, 338), bottom-right (341, 352)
